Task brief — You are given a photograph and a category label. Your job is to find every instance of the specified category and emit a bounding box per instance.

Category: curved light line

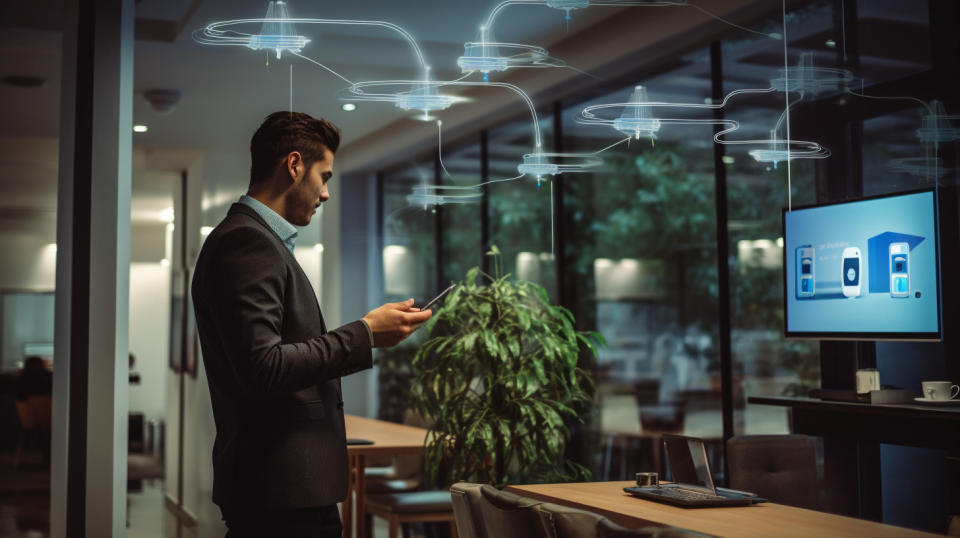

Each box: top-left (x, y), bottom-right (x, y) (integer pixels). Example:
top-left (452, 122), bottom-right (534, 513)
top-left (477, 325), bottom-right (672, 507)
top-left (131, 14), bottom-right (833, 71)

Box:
top-left (484, 1), bottom-right (543, 34)
top-left (347, 79), bottom-right (543, 149)
top-left (845, 88), bottom-right (933, 116)
top-left (577, 87), bottom-right (776, 121)
top-left (476, 173), bottom-right (526, 187)
top-left (289, 51), bottom-right (354, 85)
top-left (198, 18), bottom-right (428, 73)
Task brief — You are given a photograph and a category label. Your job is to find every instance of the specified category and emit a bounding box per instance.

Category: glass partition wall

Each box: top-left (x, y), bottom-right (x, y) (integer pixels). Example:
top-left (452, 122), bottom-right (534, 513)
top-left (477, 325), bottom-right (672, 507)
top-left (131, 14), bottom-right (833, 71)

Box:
top-left (374, 0), bottom-right (948, 488)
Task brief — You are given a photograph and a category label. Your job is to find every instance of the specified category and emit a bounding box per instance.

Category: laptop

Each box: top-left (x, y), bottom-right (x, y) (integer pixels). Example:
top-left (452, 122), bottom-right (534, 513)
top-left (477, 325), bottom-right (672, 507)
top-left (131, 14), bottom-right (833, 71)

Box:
top-left (623, 434), bottom-right (766, 508)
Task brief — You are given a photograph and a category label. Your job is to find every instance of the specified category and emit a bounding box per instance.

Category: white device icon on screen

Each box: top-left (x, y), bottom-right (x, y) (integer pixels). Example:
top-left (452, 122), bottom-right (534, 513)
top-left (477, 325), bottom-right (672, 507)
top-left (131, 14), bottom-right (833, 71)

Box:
top-left (889, 242), bottom-right (909, 298)
top-left (841, 247), bottom-right (861, 298)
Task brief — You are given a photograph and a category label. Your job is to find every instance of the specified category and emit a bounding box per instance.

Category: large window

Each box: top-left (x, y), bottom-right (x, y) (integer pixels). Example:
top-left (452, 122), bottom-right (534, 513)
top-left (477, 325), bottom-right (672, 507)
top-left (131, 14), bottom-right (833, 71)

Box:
top-left (487, 111), bottom-right (557, 299)
top-left (720, 4), bottom-right (828, 437)
top-left (369, 0), bottom-right (954, 502)
top-left (439, 136), bottom-right (483, 285)
top-left (377, 159), bottom-right (438, 422)
top-left (561, 51), bottom-right (721, 480)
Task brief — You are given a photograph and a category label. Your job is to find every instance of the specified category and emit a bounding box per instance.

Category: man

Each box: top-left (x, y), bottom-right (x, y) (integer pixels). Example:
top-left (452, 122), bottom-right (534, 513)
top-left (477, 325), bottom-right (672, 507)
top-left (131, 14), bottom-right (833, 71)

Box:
top-left (192, 111), bottom-right (431, 537)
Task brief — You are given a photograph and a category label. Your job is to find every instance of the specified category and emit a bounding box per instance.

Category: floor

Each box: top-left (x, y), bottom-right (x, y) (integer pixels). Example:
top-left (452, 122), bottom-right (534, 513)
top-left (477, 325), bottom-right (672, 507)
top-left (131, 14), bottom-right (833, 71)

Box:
top-left (0, 450), bottom-right (413, 538)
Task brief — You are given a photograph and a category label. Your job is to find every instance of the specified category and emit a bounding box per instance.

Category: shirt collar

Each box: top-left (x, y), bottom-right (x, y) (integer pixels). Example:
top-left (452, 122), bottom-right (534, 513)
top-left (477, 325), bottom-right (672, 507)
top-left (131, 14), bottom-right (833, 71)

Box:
top-left (238, 195), bottom-right (298, 252)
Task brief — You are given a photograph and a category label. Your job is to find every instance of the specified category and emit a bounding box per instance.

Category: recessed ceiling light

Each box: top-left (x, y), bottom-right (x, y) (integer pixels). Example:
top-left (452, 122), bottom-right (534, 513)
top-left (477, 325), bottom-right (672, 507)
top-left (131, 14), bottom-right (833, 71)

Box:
top-left (341, 103), bottom-right (357, 112)
top-left (721, 155), bottom-right (735, 164)
top-left (825, 39), bottom-right (837, 48)
top-left (133, 125), bottom-right (148, 133)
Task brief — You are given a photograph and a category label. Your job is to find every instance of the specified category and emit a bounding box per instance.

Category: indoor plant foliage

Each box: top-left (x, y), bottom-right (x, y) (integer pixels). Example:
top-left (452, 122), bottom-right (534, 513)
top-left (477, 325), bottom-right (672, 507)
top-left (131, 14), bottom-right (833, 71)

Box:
top-left (411, 246), bottom-right (601, 488)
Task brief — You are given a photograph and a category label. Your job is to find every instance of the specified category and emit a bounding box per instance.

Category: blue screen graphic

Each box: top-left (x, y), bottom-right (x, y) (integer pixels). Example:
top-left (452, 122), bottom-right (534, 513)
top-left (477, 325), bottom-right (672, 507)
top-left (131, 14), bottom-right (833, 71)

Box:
top-left (784, 191), bottom-right (940, 337)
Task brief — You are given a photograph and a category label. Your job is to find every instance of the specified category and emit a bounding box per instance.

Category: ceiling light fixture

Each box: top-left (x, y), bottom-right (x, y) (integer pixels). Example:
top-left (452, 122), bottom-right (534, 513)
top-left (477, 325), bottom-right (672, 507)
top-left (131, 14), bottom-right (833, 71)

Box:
top-left (341, 103), bottom-right (357, 111)
top-left (133, 125), bottom-right (148, 133)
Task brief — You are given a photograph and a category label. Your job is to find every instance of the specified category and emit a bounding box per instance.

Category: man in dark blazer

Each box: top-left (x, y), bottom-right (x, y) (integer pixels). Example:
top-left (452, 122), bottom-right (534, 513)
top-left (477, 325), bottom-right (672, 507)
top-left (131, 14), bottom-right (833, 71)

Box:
top-left (192, 111), bottom-right (431, 537)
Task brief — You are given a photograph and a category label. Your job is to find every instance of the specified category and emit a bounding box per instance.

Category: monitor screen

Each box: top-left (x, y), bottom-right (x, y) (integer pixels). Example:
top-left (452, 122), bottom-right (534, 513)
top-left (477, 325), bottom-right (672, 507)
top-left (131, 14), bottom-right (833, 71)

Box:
top-left (783, 189), bottom-right (941, 340)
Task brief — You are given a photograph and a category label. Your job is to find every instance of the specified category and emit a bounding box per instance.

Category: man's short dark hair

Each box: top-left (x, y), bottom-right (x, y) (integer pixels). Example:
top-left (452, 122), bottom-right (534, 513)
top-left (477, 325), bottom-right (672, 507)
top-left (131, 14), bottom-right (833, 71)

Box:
top-left (249, 111), bottom-right (341, 184)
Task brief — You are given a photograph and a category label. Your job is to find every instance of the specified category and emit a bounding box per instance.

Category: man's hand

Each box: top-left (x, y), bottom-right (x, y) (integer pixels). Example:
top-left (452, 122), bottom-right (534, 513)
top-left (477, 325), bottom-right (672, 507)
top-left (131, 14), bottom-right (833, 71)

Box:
top-left (362, 299), bottom-right (433, 348)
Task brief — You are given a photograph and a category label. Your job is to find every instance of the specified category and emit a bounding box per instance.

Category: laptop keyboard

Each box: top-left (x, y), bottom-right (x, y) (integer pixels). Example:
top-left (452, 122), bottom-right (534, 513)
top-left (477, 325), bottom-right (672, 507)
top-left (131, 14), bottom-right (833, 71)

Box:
top-left (645, 487), bottom-right (725, 501)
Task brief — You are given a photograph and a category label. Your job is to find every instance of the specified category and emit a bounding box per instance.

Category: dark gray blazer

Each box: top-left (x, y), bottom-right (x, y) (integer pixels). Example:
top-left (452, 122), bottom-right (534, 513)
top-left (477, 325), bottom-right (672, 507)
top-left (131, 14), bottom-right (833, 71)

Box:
top-left (192, 203), bottom-right (372, 512)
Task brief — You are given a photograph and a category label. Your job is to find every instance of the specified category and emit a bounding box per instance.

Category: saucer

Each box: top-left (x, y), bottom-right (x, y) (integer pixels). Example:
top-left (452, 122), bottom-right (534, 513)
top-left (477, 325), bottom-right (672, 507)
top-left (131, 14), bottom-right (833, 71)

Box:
top-left (913, 397), bottom-right (960, 405)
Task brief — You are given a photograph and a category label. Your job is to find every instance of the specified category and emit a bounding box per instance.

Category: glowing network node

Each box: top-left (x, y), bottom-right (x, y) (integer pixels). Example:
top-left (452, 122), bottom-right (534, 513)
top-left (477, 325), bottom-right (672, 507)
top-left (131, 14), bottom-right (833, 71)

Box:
top-left (516, 152), bottom-right (603, 182)
top-left (407, 184), bottom-right (483, 207)
top-left (395, 84), bottom-right (455, 112)
top-left (457, 44), bottom-right (510, 73)
top-left (546, 0), bottom-right (590, 19)
top-left (546, 0), bottom-right (591, 10)
top-left (888, 157), bottom-right (947, 179)
top-left (250, 1), bottom-right (309, 58)
top-left (612, 85), bottom-right (661, 140)
top-left (916, 101), bottom-right (960, 143)
top-left (748, 130), bottom-right (791, 167)
top-left (770, 53), bottom-right (854, 96)
top-left (518, 153), bottom-right (560, 177)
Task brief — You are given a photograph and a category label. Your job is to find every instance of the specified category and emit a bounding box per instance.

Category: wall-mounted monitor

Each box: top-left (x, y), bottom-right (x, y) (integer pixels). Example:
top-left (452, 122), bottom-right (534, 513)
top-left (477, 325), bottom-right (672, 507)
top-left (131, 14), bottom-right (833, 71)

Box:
top-left (783, 189), bottom-right (941, 341)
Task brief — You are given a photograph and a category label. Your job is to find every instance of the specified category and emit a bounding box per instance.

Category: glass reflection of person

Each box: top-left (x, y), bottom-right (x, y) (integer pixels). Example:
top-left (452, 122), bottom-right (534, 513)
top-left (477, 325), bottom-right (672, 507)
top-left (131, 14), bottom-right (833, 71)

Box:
top-left (15, 356), bottom-right (52, 402)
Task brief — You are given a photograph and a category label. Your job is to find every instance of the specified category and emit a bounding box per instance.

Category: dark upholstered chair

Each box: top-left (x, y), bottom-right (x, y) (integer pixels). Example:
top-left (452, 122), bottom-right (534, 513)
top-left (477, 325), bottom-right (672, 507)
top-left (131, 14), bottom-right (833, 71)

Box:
top-left (597, 519), bottom-right (710, 538)
top-left (450, 482), bottom-right (485, 538)
top-left (726, 434), bottom-right (819, 510)
top-left (537, 502), bottom-right (605, 538)
top-left (474, 485), bottom-right (551, 538)
top-left (365, 490), bottom-right (457, 538)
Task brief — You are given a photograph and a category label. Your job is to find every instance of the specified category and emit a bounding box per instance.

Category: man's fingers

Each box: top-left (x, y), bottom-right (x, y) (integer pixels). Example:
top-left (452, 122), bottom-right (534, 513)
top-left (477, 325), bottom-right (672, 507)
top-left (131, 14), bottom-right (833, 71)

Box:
top-left (404, 309), bottom-right (433, 324)
top-left (392, 298), bottom-right (416, 311)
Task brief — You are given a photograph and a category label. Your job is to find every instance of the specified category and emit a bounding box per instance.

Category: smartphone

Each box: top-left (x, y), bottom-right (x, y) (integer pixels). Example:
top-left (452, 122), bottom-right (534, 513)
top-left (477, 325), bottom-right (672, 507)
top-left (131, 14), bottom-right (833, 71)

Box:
top-left (417, 283), bottom-right (456, 311)
top-left (841, 247), bottom-right (861, 298)
top-left (889, 242), bottom-right (909, 298)
top-left (795, 245), bottom-right (815, 299)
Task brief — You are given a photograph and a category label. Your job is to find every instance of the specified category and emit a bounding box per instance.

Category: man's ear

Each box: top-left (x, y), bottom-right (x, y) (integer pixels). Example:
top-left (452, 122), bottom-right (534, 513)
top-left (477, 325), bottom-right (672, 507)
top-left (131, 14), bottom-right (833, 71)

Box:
top-left (285, 151), bottom-right (303, 183)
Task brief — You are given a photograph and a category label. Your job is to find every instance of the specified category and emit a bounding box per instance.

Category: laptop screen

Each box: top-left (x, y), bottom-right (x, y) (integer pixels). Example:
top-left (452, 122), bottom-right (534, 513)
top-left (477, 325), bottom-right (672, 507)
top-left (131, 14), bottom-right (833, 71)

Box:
top-left (663, 436), bottom-right (714, 492)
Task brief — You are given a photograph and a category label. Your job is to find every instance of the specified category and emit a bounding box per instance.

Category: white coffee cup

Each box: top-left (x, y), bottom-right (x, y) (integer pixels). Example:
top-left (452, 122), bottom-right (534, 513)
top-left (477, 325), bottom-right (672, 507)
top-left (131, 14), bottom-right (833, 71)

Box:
top-left (921, 381), bottom-right (959, 401)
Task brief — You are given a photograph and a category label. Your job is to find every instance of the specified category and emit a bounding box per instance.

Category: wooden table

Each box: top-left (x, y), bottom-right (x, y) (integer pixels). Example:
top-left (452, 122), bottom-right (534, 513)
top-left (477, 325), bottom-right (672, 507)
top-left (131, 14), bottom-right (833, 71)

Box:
top-left (749, 396), bottom-right (960, 520)
top-left (506, 481), bottom-right (940, 538)
top-left (343, 415), bottom-right (428, 538)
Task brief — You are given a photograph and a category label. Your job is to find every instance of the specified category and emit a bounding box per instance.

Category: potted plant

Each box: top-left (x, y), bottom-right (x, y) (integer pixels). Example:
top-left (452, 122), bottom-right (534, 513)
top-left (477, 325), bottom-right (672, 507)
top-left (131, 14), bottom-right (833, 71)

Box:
top-left (411, 246), bottom-right (602, 488)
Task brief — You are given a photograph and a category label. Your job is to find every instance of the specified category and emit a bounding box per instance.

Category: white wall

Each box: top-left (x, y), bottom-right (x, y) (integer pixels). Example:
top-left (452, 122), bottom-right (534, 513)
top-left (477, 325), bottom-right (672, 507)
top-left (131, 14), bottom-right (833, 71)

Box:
top-left (127, 262), bottom-right (170, 424)
top-left (0, 219), bottom-right (57, 291)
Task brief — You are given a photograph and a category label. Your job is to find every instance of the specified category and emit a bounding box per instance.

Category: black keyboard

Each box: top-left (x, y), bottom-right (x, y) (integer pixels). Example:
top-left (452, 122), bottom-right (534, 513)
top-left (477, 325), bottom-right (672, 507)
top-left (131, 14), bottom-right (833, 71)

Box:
top-left (648, 487), bottom-right (725, 501)
top-left (623, 486), bottom-right (754, 508)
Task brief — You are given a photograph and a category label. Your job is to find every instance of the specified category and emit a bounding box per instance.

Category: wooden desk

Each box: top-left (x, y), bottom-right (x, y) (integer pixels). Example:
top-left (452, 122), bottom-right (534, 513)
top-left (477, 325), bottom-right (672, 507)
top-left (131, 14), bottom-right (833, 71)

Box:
top-left (749, 396), bottom-right (960, 521)
top-left (506, 481), bottom-right (939, 538)
top-left (343, 415), bottom-right (428, 538)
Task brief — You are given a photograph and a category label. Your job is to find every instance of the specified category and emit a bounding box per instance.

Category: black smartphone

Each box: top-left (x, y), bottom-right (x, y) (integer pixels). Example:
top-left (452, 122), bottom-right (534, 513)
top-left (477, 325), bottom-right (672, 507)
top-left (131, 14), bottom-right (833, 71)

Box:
top-left (417, 283), bottom-right (456, 311)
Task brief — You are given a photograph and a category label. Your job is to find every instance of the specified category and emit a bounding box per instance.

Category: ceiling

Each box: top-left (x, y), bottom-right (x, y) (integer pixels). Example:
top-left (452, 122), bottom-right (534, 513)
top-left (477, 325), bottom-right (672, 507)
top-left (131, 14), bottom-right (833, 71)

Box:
top-left (0, 0), bottom-right (936, 231)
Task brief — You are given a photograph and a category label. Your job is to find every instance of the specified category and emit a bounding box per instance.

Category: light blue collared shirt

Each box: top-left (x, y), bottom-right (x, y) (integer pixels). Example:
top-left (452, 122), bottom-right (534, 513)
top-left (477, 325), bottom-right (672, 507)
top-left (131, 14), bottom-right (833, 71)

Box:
top-left (238, 195), bottom-right (298, 253)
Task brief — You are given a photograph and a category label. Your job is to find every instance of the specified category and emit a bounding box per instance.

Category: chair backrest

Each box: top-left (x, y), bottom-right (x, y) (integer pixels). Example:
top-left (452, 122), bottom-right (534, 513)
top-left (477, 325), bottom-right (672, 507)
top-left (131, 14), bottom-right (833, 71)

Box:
top-left (597, 519), bottom-right (708, 538)
top-left (475, 484), bottom-right (550, 538)
top-left (15, 399), bottom-right (36, 430)
top-left (537, 501), bottom-right (605, 538)
top-left (726, 434), bottom-right (819, 509)
top-left (450, 482), bottom-right (485, 538)
top-left (27, 395), bottom-right (53, 430)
